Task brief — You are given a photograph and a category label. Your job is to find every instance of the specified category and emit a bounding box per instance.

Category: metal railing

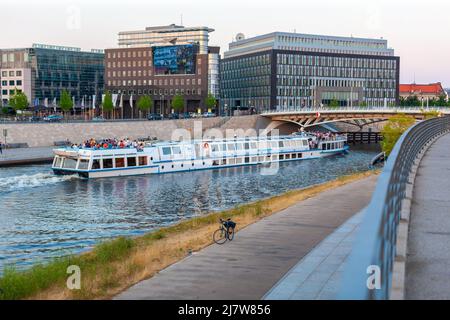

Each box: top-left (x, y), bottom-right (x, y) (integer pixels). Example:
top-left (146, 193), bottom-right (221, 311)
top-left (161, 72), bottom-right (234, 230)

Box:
top-left (262, 106), bottom-right (450, 115)
top-left (338, 116), bottom-right (450, 299)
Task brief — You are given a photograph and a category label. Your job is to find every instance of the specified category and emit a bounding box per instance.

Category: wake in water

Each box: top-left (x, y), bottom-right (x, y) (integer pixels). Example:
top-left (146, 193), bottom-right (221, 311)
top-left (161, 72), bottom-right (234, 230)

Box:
top-left (0, 173), bottom-right (78, 192)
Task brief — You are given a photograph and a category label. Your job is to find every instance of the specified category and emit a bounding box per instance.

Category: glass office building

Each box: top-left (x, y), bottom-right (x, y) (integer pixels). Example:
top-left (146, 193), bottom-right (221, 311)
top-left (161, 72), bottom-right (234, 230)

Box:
top-left (0, 44), bottom-right (104, 107)
top-left (220, 32), bottom-right (400, 112)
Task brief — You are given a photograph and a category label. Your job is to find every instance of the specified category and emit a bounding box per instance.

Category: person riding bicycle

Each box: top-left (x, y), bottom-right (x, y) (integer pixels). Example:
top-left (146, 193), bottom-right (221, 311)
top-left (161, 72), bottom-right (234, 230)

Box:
top-left (222, 218), bottom-right (236, 235)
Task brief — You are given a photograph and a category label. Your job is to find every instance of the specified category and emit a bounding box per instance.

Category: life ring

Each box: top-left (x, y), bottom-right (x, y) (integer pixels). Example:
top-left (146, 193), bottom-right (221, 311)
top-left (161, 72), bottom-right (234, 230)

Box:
top-left (203, 142), bottom-right (209, 149)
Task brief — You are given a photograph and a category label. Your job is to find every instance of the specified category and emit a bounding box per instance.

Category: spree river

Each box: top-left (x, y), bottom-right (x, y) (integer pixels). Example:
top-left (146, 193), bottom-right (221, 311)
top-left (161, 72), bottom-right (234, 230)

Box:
top-left (0, 145), bottom-right (380, 274)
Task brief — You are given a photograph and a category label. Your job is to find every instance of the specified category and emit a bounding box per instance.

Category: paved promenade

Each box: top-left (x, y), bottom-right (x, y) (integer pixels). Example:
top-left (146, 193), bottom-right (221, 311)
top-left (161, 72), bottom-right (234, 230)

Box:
top-left (116, 175), bottom-right (378, 300)
top-left (406, 134), bottom-right (450, 299)
top-left (0, 147), bottom-right (54, 166)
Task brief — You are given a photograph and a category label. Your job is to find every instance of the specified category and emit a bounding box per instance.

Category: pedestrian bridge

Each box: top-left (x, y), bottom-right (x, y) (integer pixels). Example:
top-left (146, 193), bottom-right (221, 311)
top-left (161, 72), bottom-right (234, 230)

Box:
top-left (261, 107), bottom-right (450, 130)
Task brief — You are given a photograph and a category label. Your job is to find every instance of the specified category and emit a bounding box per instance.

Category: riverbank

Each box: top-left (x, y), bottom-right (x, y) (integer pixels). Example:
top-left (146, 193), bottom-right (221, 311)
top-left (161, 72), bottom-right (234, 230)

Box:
top-left (0, 169), bottom-right (379, 300)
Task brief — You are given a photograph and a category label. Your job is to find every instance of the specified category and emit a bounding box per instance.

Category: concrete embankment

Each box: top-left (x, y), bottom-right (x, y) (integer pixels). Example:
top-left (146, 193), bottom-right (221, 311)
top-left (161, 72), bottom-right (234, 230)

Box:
top-left (0, 115), bottom-right (263, 148)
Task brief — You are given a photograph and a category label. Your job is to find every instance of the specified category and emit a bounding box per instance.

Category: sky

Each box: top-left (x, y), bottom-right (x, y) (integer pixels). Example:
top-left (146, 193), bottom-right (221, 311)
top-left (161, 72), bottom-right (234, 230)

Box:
top-left (2, 0), bottom-right (450, 87)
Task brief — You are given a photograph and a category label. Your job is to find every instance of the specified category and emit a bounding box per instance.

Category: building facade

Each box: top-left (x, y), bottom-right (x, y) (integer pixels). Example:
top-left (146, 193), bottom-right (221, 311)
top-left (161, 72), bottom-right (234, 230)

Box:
top-left (0, 44), bottom-right (104, 108)
top-left (220, 32), bottom-right (400, 112)
top-left (400, 83), bottom-right (448, 102)
top-left (105, 25), bottom-right (220, 116)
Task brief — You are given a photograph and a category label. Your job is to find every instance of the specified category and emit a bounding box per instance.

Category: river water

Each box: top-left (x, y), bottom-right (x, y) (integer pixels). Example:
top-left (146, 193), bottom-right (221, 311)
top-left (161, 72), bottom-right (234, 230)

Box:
top-left (0, 145), bottom-right (380, 274)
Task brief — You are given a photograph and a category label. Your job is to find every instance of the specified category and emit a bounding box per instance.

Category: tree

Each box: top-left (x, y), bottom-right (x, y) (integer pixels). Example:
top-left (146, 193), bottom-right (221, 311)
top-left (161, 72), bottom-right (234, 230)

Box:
top-left (359, 101), bottom-right (368, 108)
top-left (205, 93), bottom-right (216, 111)
top-left (9, 89), bottom-right (29, 112)
top-left (171, 94), bottom-right (184, 113)
top-left (328, 99), bottom-right (340, 108)
top-left (102, 91), bottom-right (114, 118)
top-left (60, 90), bottom-right (73, 118)
top-left (381, 114), bottom-right (415, 156)
top-left (137, 95), bottom-right (153, 118)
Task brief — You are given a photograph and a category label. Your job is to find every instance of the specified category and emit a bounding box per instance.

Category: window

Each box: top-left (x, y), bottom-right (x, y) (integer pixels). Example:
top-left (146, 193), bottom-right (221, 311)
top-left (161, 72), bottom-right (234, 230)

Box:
top-left (16, 70), bottom-right (22, 77)
top-left (138, 157), bottom-right (147, 166)
top-left (78, 159), bottom-right (89, 170)
top-left (103, 159), bottom-right (113, 169)
top-left (172, 146), bottom-right (182, 155)
top-left (62, 158), bottom-right (77, 169)
top-left (9, 80), bottom-right (14, 86)
top-left (115, 158), bottom-right (125, 168)
top-left (127, 157), bottom-right (137, 167)
top-left (162, 147), bottom-right (172, 155)
top-left (92, 159), bottom-right (101, 169)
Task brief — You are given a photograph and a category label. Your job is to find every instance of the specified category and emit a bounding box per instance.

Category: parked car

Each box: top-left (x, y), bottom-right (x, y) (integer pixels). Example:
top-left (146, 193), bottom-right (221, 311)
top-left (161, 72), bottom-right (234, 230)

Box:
top-left (180, 112), bottom-right (191, 119)
top-left (167, 113), bottom-right (180, 120)
top-left (147, 113), bottom-right (163, 121)
top-left (203, 112), bottom-right (216, 118)
top-left (92, 116), bottom-right (105, 122)
top-left (30, 116), bottom-right (42, 122)
top-left (44, 114), bottom-right (64, 122)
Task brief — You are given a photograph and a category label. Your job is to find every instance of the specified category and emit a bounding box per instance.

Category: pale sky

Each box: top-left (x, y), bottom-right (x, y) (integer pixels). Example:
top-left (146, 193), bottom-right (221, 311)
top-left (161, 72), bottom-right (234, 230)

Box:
top-left (2, 0), bottom-right (450, 87)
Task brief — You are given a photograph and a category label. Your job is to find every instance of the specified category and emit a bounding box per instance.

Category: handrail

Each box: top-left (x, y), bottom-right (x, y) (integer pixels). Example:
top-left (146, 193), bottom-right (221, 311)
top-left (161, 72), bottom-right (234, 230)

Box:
top-left (338, 116), bottom-right (450, 299)
top-left (261, 106), bottom-right (450, 115)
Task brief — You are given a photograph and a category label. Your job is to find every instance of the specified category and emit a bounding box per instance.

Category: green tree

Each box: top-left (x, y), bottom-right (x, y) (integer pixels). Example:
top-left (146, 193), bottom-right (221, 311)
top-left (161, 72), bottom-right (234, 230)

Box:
top-left (102, 91), bottom-right (114, 118)
top-left (328, 99), bottom-right (340, 109)
top-left (137, 95), bottom-right (153, 118)
top-left (205, 93), bottom-right (216, 111)
top-left (59, 90), bottom-right (73, 119)
top-left (359, 101), bottom-right (368, 108)
top-left (381, 113), bottom-right (415, 156)
top-left (171, 94), bottom-right (184, 113)
top-left (9, 89), bottom-right (29, 112)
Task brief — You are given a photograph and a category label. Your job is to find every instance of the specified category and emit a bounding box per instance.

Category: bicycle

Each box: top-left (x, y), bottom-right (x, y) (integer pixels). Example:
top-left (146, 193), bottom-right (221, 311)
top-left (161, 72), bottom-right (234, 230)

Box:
top-left (213, 218), bottom-right (236, 245)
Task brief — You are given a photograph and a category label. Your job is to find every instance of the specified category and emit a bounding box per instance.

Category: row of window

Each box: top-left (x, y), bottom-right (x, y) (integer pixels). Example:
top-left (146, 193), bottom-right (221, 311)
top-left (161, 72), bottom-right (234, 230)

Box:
top-left (1, 70), bottom-right (22, 77)
top-left (107, 59), bottom-right (152, 69)
top-left (1, 89), bottom-right (22, 96)
top-left (106, 74), bottom-right (202, 86)
top-left (277, 64), bottom-right (396, 80)
top-left (1, 80), bottom-right (22, 86)
top-left (107, 50), bottom-right (150, 59)
top-left (110, 88), bottom-right (202, 96)
top-left (277, 54), bottom-right (397, 70)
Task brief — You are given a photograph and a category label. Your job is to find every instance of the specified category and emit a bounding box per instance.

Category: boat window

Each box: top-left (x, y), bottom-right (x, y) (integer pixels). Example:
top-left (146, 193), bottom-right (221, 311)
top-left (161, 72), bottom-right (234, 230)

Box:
top-left (172, 146), bottom-right (182, 155)
top-left (54, 157), bottom-right (63, 168)
top-left (211, 144), bottom-right (219, 152)
top-left (259, 141), bottom-right (268, 149)
top-left (250, 142), bottom-right (257, 149)
top-left (292, 153), bottom-right (297, 159)
top-left (115, 158), bottom-right (125, 168)
top-left (236, 143), bottom-right (243, 150)
top-left (62, 158), bottom-right (77, 169)
top-left (92, 159), bottom-right (101, 169)
top-left (244, 143), bottom-right (250, 150)
top-left (221, 144), bottom-right (227, 151)
top-left (103, 158), bottom-right (113, 169)
top-left (127, 157), bottom-right (137, 167)
top-left (271, 141), bottom-right (278, 148)
top-left (303, 140), bottom-right (308, 146)
top-left (162, 147), bottom-right (172, 156)
top-left (280, 154), bottom-right (284, 160)
top-left (278, 141), bottom-right (284, 148)
top-left (78, 159), bottom-right (89, 170)
top-left (138, 156), bottom-right (147, 166)
top-left (212, 160), bottom-right (220, 166)
top-left (227, 143), bottom-right (235, 151)
top-left (245, 156), bottom-right (250, 163)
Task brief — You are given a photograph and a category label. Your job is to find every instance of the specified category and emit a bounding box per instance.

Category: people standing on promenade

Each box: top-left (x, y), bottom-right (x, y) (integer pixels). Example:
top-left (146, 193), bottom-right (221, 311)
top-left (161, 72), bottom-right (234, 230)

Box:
top-left (0, 142), bottom-right (3, 155)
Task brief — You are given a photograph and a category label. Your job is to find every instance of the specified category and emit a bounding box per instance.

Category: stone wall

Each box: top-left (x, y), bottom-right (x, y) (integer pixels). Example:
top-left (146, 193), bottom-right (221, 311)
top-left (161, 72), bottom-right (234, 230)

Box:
top-left (0, 115), bottom-right (262, 147)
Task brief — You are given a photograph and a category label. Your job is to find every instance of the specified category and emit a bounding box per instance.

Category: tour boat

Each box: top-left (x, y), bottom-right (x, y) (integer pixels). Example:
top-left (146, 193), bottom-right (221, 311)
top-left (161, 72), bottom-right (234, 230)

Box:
top-left (51, 133), bottom-right (349, 179)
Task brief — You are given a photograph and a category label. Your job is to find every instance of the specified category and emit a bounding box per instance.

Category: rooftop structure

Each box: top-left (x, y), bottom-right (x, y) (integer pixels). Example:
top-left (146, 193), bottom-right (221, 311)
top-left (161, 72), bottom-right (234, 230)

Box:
top-left (224, 31), bottom-right (395, 59)
top-left (118, 24), bottom-right (214, 54)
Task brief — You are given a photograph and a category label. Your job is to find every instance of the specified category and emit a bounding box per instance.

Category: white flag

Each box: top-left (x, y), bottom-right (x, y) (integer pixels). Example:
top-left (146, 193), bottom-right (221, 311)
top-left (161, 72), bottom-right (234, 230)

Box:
top-left (119, 94), bottom-right (123, 109)
top-left (44, 98), bottom-right (48, 108)
top-left (101, 94), bottom-right (106, 104)
top-left (130, 94), bottom-right (134, 109)
top-left (81, 96), bottom-right (85, 108)
top-left (92, 95), bottom-right (96, 110)
top-left (112, 94), bottom-right (118, 107)
top-left (72, 96), bottom-right (75, 111)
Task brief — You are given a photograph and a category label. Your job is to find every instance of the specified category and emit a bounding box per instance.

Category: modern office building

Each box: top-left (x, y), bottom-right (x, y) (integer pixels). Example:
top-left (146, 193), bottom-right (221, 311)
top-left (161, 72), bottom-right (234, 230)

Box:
top-left (0, 44), bottom-right (104, 108)
top-left (105, 24), bottom-right (220, 116)
top-left (220, 32), bottom-right (400, 112)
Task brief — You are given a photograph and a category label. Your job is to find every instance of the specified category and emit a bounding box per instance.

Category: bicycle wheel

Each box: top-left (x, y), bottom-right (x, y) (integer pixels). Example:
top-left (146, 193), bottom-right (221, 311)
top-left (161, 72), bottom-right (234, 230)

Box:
top-left (227, 227), bottom-right (235, 241)
top-left (213, 228), bottom-right (227, 244)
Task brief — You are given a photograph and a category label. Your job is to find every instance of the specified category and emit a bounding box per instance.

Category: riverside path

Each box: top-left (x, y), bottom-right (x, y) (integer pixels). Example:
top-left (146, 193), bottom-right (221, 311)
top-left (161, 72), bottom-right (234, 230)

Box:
top-left (406, 134), bottom-right (450, 299)
top-left (115, 175), bottom-right (378, 300)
